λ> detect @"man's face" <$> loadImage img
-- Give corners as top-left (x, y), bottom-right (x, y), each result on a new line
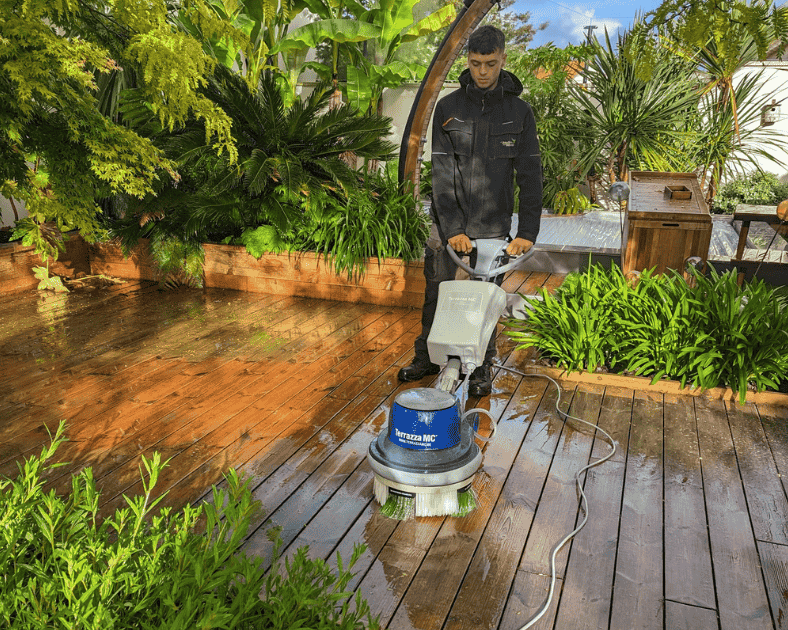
top-left (468, 49), bottom-right (506, 90)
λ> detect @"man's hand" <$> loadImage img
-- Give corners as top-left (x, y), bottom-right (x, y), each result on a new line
top-left (506, 238), bottom-right (533, 256)
top-left (448, 234), bottom-right (473, 254)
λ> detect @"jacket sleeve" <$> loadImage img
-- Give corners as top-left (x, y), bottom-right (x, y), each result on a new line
top-left (514, 103), bottom-right (542, 243)
top-left (430, 100), bottom-right (466, 241)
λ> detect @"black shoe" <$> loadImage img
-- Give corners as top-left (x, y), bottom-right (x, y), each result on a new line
top-left (469, 364), bottom-right (493, 397)
top-left (398, 359), bottom-right (440, 382)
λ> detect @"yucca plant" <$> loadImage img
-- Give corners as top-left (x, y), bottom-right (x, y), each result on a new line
top-left (688, 71), bottom-right (786, 204)
top-left (570, 29), bottom-right (702, 184)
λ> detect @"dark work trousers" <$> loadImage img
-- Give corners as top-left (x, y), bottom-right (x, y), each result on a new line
top-left (413, 237), bottom-right (506, 367)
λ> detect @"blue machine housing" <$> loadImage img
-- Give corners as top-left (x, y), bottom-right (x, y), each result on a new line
top-left (389, 389), bottom-right (461, 451)
top-left (367, 388), bottom-right (481, 486)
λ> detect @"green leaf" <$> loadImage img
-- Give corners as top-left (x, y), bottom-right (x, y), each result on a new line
top-left (401, 4), bottom-right (456, 43)
top-left (240, 225), bottom-right (289, 257)
top-left (346, 65), bottom-right (373, 112)
top-left (32, 267), bottom-right (69, 293)
top-left (368, 61), bottom-right (421, 87)
top-left (270, 20), bottom-right (381, 54)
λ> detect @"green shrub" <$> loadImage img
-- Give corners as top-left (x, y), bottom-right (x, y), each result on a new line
top-left (0, 423), bottom-right (379, 630)
top-left (236, 225), bottom-right (291, 257)
top-left (712, 170), bottom-right (788, 213)
top-left (298, 166), bottom-right (428, 278)
top-left (506, 263), bottom-right (618, 372)
top-left (690, 267), bottom-right (788, 399)
top-left (552, 187), bottom-right (595, 215)
top-left (111, 65), bottom-right (396, 249)
top-left (505, 264), bottom-right (788, 402)
top-left (234, 167), bottom-right (430, 279)
top-left (149, 237), bottom-right (206, 288)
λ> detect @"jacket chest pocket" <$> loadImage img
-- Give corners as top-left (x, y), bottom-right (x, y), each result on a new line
top-left (490, 120), bottom-right (522, 159)
top-left (442, 118), bottom-right (473, 156)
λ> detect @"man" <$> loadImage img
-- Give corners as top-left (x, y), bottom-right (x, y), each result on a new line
top-left (397, 25), bottom-right (543, 396)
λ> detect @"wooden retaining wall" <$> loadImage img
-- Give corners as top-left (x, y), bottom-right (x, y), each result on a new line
top-left (2, 236), bottom-right (425, 309)
top-left (88, 239), bottom-right (158, 282)
top-left (0, 233), bottom-right (91, 294)
top-left (202, 243), bottom-right (425, 308)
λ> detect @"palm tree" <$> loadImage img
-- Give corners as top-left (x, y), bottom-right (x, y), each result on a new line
top-left (667, 34), bottom-right (785, 203)
top-left (569, 30), bottom-right (702, 185)
top-left (628, 0), bottom-right (788, 204)
top-left (113, 65), bottom-right (396, 248)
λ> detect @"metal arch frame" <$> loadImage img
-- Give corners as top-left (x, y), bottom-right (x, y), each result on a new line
top-left (397, 0), bottom-right (498, 196)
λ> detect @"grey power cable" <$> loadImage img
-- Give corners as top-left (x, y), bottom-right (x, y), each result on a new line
top-left (464, 406), bottom-right (497, 443)
top-left (496, 366), bottom-right (618, 630)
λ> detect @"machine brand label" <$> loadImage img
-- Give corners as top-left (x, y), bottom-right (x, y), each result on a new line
top-left (447, 291), bottom-right (482, 312)
top-left (389, 403), bottom-right (460, 451)
top-left (393, 428), bottom-right (438, 444)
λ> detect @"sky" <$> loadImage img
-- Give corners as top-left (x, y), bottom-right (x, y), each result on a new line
top-left (513, 0), bottom-right (664, 48)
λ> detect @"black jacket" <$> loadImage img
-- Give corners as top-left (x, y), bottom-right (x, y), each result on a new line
top-left (430, 68), bottom-right (542, 243)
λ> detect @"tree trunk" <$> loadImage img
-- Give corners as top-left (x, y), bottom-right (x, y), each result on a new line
top-left (8, 197), bottom-right (19, 222)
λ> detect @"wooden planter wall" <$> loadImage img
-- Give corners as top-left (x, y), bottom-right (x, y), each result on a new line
top-left (89, 239), bottom-right (158, 282)
top-left (201, 243), bottom-right (424, 308)
top-left (0, 234), bottom-right (91, 294)
top-left (2, 235), bottom-right (425, 309)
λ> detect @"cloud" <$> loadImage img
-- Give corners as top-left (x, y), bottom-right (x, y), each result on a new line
top-left (512, 1), bottom-right (624, 48)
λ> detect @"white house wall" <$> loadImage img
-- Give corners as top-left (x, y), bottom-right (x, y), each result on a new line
top-left (736, 63), bottom-right (788, 181)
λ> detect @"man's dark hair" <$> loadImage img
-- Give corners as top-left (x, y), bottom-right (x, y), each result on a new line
top-left (468, 25), bottom-right (505, 55)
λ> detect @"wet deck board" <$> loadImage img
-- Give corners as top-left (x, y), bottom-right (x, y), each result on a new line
top-left (696, 397), bottom-right (773, 630)
top-left (663, 394), bottom-right (715, 610)
top-left (610, 390), bottom-right (665, 630)
top-left (551, 386), bottom-right (632, 630)
top-left (2, 272), bottom-right (788, 629)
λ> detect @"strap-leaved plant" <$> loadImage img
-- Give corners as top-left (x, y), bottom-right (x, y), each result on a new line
top-left (505, 264), bottom-right (788, 402)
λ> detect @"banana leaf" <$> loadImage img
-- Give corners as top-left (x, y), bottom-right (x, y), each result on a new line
top-left (270, 20), bottom-right (381, 54)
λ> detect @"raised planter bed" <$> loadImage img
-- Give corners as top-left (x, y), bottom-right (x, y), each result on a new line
top-left (201, 243), bottom-right (425, 308)
top-left (88, 239), bottom-right (426, 308)
top-left (88, 239), bottom-right (157, 282)
top-left (530, 364), bottom-right (788, 406)
top-left (0, 233), bottom-right (91, 294)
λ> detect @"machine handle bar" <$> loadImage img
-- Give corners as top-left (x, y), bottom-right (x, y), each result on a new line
top-left (446, 239), bottom-right (535, 280)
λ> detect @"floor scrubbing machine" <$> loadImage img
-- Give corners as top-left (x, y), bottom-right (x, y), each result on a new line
top-left (367, 239), bottom-right (534, 519)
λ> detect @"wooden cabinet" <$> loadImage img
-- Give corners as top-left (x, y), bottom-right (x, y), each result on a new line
top-left (622, 171), bottom-right (711, 275)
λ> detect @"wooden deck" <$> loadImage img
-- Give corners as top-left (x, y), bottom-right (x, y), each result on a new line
top-left (2, 270), bottom-right (788, 630)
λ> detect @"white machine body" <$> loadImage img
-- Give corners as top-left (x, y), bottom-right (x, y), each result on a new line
top-left (427, 279), bottom-right (507, 374)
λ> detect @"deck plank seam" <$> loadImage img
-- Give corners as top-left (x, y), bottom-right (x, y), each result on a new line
top-left (724, 401), bottom-right (782, 630)
top-left (496, 383), bottom-right (579, 629)
top-left (437, 376), bottom-right (553, 630)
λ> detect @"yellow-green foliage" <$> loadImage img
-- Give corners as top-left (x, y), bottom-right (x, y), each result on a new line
top-left (0, 0), bottom-right (247, 249)
top-left (628, 0), bottom-right (788, 81)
